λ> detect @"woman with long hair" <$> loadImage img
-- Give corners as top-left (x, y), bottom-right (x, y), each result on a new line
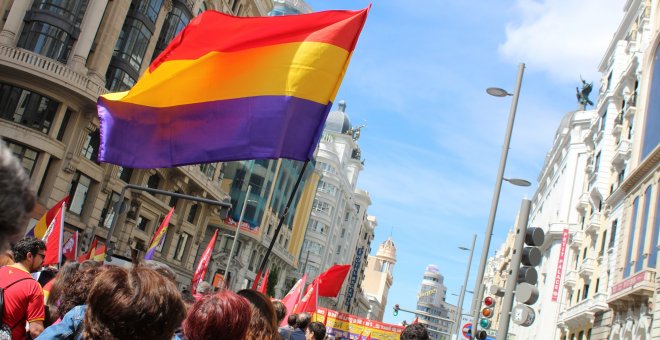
top-left (236, 289), bottom-right (280, 340)
top-left (183, 289), bottom-right (252, 340)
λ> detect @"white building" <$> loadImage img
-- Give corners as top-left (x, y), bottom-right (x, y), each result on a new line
top-left (363, 237), bottom-right (397, 321)
top-left (415, 265), bottom-right (456, 340)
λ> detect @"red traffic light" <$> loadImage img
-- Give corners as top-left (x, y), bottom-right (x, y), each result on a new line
top-left (484, 296), bottom-right (495, 307)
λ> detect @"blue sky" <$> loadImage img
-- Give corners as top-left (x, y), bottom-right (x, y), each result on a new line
top-left (306, 0), bottom-right (624, 325)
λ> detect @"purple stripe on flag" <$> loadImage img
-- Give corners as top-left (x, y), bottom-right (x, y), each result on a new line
top-left (144, 248), bottom-right (156, 260)
top-left (97, 96), bottom-right (332, 168)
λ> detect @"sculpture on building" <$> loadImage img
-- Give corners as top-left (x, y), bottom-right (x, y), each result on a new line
top-left (576, 78), bottom-right (594, 108)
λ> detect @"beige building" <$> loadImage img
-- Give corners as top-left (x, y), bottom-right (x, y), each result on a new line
top-left (363, 237), bottom-right (397, 321)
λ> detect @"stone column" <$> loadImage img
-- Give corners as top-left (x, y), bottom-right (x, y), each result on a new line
top-left (85, 0), bottom-right (131, 85)
top-left (0, 0), bottom-right (33, 46)
top-left (68, 0), bottom-right (109, 73)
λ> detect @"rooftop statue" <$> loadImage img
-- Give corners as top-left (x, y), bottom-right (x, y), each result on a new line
top-left (576, 78), bottom-right (594, 108)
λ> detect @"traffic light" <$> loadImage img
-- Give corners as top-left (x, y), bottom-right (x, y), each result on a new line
top-left (516, 227), bottom-right (545, 306)
top-left (480, 296), bottom-right (495, 329)
top-left (393, 304), bottom-right (400, 316)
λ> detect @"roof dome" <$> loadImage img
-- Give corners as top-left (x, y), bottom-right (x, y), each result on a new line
top-left (376, 237), bottom-right (397, 260)
top-left (325, 100), bottom-right (351, 133)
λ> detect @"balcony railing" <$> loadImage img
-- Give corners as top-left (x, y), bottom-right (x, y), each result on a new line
top-left (587, 292), bottom-right (609, 314)
top-left (585, 212), bottom-right (602, 235)
top-left (612, 139), bottom-right (632, 167)
top-left (576, 192), bottom-right (590, 211)
top-left (563, 269), bottom-right (577, 288)
top-left (579, 256), bottom-right (595, 277)
top-left (609, 269), bottom-right (656, 303)
top-left (570, 230), bottom-right (584, 249)
top-left (560, 298), bottom-right (595, 327)
top-left (0, 45), bottom-right (107, 101)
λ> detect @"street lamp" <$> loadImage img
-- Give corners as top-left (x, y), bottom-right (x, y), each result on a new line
top-left (469, 63), bottom-right (528, 339)
top-left (453, 234), bottom-right (476, 339)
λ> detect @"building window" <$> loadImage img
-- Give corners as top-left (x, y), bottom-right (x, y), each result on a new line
top-left (199, 163), bottom-right (216, 179)
top-left (594, 151), bottom-right (601, 173)
top-left (5, 140), bottom-right (39, 177)
top-left (152, 5), bottom-right (191, 60)
top-left (249, 174), bottom-right (264, 194)
top-left (146, 173), bottom-right (160, 189)
top-left (136, 215), bottom-right (150, 231)
top-left (187, 204), bottom-right (198, 223)
top-left (248, 250), bottom-right (257, 271)
top-left (135, 0), bottom-right (164, 23)
top-left (624, 197), bottom-right (640, 277)
top-left (609, 220), bottom-right (618, 248)
top-left (635, 185), bottom-right (653, 272)
top-left (105, 66), bottom-right (136, 92)
top-left (173, 232), bottom-right (190, 261)
top-left (81, 129), bottom-right (100, 162)
top-left (99, 191), bottom-right (120, 228)
top-left (17, 22), bottom-right (73, 63)
top-left (0, 83), bottom-right (59, 134)
top-left (648, 187), bottom-right (660, 268)
top-left (68, 171), bottom-right (92, 215)
top-left (642, 47), bottom-right (660, 158)
top-left (117, 166), bottom-right (133, 183)
top-left (113, 18), bottom-right (152, 71)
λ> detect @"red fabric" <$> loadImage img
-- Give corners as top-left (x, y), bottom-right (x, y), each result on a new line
top-left (62, 232), bottom-right (77, 262)
top-left (257, 269), bottom-right (269, 295)
top-left (279, 274), bottom-right (307, 327)
top-left (0, 266), bottom-right (45, 339)
top-left (294, 280), bottom-right (318, 314)
top-left (412, 316), bottom-right (419, 324)
top-left (191, 229), bottom-right (218, 294)
top-left (316, 264), bottom-right (351, 297)
top-left (42, 206), bottom-right (64, 266)
top-left (77, 238), bottom-right (97, 262)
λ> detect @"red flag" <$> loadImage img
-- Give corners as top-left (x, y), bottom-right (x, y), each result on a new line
top-left (192, 229), bottom-right (219, 294)
top-left (62, 232), bottom-right (78, 262)
top-left (412, 316), bottom-right (419, 324)
top-left (42, 206), bottom-right (64, 266)
top-left (295, 279), bottom-right (318, 314)
top-left (280, 274), bottom-right (307, 326)
top-left (317, 264), bottom-right (351, 297)
top-left (27, 195), bottom-right (69, 239)
top-left (92, 243), bottom-right (106, 262)
top-left (365, 333), bottom-right (371, 340)
top-left (257, 268), bottom-right (270, 294)
top-left (78, 238), bottom-right (97, 262)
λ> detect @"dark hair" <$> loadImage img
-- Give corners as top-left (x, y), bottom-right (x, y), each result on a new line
top-left (272, 300), bottom-right (287, 323)
top-left (287, 313), bottom-right (298, 327)
top-left (307, 321), bottom-right (326, 340)
top-left (400, 324), bottom-right (430, 340)
top-left (236, 289), bottom-right (279, 340)
top-left (12, 237), bottom-right (45, 262)
top-left (183, 290), bottom-right (252, 340)
top-left (181, 289), bottom-right (196, 305)
top-left (57, 264), bottom-right (103, 317)
top-left (0, 141), bottom-right (35, 253)
top-left (296, 312), bottom-right (312, 331)
top-left (46, 262), bottom-right (79, 326)
top-left (83, 266), bottom-right (186, 340)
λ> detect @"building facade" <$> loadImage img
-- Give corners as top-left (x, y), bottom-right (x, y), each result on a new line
top-left (415, 264), bottom-right (456, 340)
top-left (363, 237), bottom-right (397, 321)
top-left (269, 0), bottom-right (312, 16)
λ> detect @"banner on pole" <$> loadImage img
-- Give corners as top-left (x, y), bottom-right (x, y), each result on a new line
top-left (552, 228), bottom-right (569, 302)
top-left (312, 307), bottom-right (404, 340)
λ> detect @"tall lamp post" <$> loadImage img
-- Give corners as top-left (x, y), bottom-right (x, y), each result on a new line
top-left (452, 234), bottom-right (477, 339)
top-left (469, 63), bottom-right (530, 339)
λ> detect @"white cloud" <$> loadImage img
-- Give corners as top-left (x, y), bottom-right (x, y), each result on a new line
top-left (499, 0), bottom-right (625, 83)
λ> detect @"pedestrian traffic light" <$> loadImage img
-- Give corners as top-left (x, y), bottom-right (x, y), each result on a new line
top-left (516, 228), bottom-right (544, 306)
top-left (393, 304), bottom-right (400, 316)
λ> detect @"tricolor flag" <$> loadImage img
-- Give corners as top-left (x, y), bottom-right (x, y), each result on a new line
top-left (97, 8), bottom-right (369, 168)
top-left (279, 274), bottom-right (307, 327)
top-left (192, 229), bottom-right (219, 294)
top-left (27, 196), bottom-right (69, 239)
top-left (144, 207), bottom-right (174, 260)
top-left (91, 242), bottom-right (106, 262)
top-left (78, 238), bottom-right (97, 262)
top-left (41, 205), bottom-right (64, 266)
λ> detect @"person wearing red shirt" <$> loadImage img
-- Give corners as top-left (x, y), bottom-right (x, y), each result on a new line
top-left (0, 237), bottom-right (46, 339)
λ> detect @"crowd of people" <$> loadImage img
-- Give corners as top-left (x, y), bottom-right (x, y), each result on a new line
top-left (0, 139), bottom-right (433, 340)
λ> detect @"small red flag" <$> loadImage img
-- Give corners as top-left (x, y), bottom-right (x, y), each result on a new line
top-left (280, 274), bottom-right (307, 326)
top-left (413, 316), bottom-right (419, 324)
top-left (62, 231), bottom-right (78, 262)
top-left (42, 206), bottom-right (64, 266)
top-left (317, 264), bottom-right (351, 297)
top-left (295, 279), bottom-right (318, 314)
top-left (257, 268), bottom-right (270, 295)
top-left (191, 229), bottom-right (219, 294)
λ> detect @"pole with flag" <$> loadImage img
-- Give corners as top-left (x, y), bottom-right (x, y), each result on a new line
top-left (41, 204), bottom-right (65, 266)
top-left (280, 274), bottom-right (307, 326)
top-left (257, 268), bottom-right (270, 295)
top-left (61, 231), bottom-right (78, 262)
top-left (144, 207), bottom-right (174, 260)
top-left (295, 279), bottom-right (319, 314)
top-left (316, 264), bottom-right (351, 297)
top-left (27, 196), bottom-right (68, 239)
top-left (192, 229), bottom-right (219, 294)
top-left (78, 238), bottom-right (97, 262)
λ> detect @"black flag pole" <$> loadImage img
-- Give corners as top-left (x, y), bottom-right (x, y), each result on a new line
top-left (252, 159), bottom-right (310, 290)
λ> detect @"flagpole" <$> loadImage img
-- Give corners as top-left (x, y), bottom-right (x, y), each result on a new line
top-left (57, 203), bottom-right (66, 266)
top-left (226, 185), bottom-right (251, 289)
top-left (253, 159), bottom-right (310, 290)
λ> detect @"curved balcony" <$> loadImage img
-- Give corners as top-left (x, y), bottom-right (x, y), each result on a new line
top-left (576, 192), bottom-right (590, 211)
top-left (579, 256), bottom-right (596, 278)
top-left (570, 230), bottom-right (584, 249)
top-left (564, 269), bottom-right (577, 288)
top-left (559, 294), bottom-right (608, 329)
top-left (585, 212), bottom-right (602, 235)
top-left (608, 269), bottom-right (657, 303)
top-left (612, 139), bottom-right (631, 167)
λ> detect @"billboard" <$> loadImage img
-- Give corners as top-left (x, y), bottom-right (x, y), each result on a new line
top-left (313, 307), bottom-right (404, 340)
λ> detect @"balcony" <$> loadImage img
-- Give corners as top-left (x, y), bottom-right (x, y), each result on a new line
top-left (576, 192), bottom-right (590, 211)
top-left (570, 230), bottom-right (584, 249)
top-left (587, 292), bottom-right (609, 314)
top-left (564, 269), bottom-right (577, 288)
top-left (585, 212), bottom-right (602, 235)
top-left (579, 256), bottom-right (595, 278)
top-left (0, 45), bottom-right (106, 102)
top-left (559, 298), bottom-right (595, 329)
top-left (608, 269), bottom-right (657, 303)
top-left (612, 139), bottom-right (632, 167)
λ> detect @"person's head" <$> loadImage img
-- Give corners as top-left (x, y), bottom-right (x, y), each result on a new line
top-left (306, 321), bottom-right (326, 340)
top-left (288, 313), bottom-right (298, 327)
top-left (236, 289), bottom-right (279, 340)
top-left (183, 290), bottom-right (252, 340)
top-left (58, 264), bottom-right (104, 317)
top-left (400, 324), bottom-right (430, 340)
top-left (196, 281), bottom-right (212, 295)
top-left (181, 289), bottom-right (196, 310)
top-left (0, 141), bottom-right (36, 253)
top-left (296, 312), bottom-right (312, 331)
top-left (12, 237), bottom-right (46, 272)
top-left (144, 259), bottom-right (177, 283)
top-left (272, 299), bottom-right (287, 324)
top-left (79, 259), bottom-right (102, 271)
top-left (83, 265), bottom-right (186, 340)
